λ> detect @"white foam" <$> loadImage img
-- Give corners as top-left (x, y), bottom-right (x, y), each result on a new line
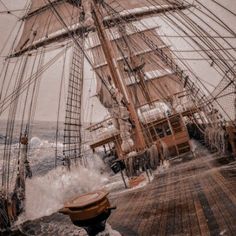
top-left (154, 160), bottom-right (170, 174)
top-left (30, 137), bottom-right (42, 148)
top-left (110, 173), bottom-right (154, 197)
top-left (21, 164), bottom-right (109, 221)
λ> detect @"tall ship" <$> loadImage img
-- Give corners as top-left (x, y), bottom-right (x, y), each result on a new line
top-left (0, 0), bottom-right (236, 235)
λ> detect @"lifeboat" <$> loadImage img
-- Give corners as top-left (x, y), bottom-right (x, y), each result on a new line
top-left (59, 190), bottom-right (116, 236)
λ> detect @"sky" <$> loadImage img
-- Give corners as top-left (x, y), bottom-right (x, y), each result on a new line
top-left (0, 0), bottom-right (235, 122)
top-left (0, 0), bottom-right (107, 123)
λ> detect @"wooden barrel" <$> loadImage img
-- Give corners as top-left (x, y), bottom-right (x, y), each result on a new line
top-left (59, 190), bottom-right (110, 221)
top-left (59, 190), bottom-right (115, 235)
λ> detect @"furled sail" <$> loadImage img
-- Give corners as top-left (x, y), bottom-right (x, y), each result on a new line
top-left (102, 0), bottom-right (175, 16)
top-left (96, 78), bottom-right (135, 153)
top-left (96, 79), bottom-right (114, 109)
top-left (106, 0), bottom-right (167, 10)
top-left (28, 0), bottom-right (172, 13)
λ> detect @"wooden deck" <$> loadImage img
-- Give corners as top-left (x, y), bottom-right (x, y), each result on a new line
top-left (108, 151), bottom-right (236, 236)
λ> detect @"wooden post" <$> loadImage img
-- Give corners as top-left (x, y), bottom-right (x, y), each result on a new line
top-left (121, 169), bottom-right (128, 189)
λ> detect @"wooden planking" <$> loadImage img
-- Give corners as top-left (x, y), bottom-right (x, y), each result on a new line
top-left (181, 178), bottom-right (191, 235)
top-left (108, 152), bottom-right (236, 236)
top-left (205, 175), bottom-right (235, 235)
top-left (173, 168), bottom-right (184, 235)
top-left (155, 172), bottom-right (172, 236)
top-left (149, 173), bottom-right (168, 234)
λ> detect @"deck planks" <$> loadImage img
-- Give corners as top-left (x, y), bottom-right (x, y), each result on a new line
top-left (108, 152), bottom-right (236, 236)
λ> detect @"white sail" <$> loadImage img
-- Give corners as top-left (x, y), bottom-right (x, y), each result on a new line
top-left (15, 1), bottom-right (82, 53)
top-left (89, 24), bottom-right (183, 107)
top-left (12, 0), bottom-right (187, 56)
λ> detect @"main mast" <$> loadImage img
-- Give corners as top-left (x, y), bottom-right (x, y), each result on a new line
top-left (91, 1), bottom-right (146, 152)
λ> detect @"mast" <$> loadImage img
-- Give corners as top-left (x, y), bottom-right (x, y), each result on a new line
top-left (92, 1), bottom-right (146, 151)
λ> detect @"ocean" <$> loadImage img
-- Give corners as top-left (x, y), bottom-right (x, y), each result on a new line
top-left (0, 120), bottom-right (122, 235)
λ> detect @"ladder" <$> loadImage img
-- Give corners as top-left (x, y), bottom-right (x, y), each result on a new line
top-left (63, 37), bottom-right (84, 166)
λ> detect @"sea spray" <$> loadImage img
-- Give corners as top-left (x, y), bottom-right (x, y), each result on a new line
top-left (189, 139), bottom-right (199, 157)
top-left (23, 164), bottom-right (109, 221)
top-left (86, 152), bottom-right (107, 172)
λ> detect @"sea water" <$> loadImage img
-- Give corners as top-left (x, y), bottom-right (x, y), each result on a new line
top-left (0, 121), bottom-right (124, 235)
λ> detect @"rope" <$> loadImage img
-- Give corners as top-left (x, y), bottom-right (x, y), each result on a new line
top-left (55, 43), bottom-right (69, 167)
top-left (0, 49), bottom-right (66, 114)
top-left (0, 0), bottom-right (20, 19)
top-left (105, 0), bottom-right (235, 123)
top-left (211, 0), bottom-right (236, 17)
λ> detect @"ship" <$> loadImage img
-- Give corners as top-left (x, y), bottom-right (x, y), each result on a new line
top-left (0, 0), bottom-right (236, 235)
